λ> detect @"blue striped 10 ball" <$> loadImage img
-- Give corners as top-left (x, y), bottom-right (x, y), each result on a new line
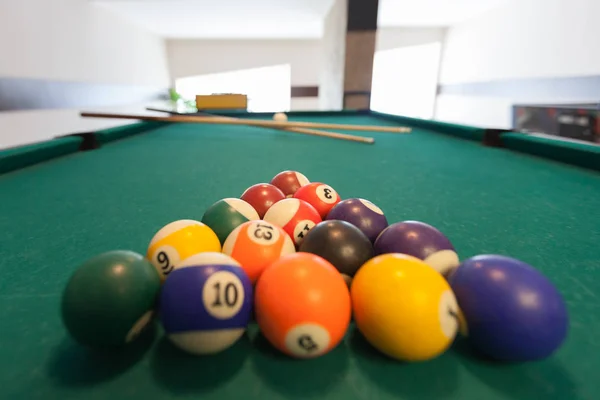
top-left (159, 252), bottom-right (253, 354)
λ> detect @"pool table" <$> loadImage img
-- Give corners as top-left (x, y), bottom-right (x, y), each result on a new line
top-left (1, 110), bottom-right (599, 400)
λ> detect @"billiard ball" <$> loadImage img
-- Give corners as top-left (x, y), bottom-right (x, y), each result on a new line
top-left (222, 220), bottom-right (295, 283)
top-left (159, 252), bottom-right (253, 355)
top-left (270, 170), bottom-right (310, 198)
top-left (146, 219), bottom-right (221, 282)
top-left (351, 253), bottom-right (460, 361)
top-left (273, 112), bottom-right (288, 122)
top-left (263, 198), bottom-right (322, 246)
top-left (240, 183), bottom-right (286, 218)
top-left (449, 255), bottom-right (569, 362)
top-left (299, 220), bottom-right (373, 285)
top-left (326, 198), bottom-right (388, 243)
top-left (201, 198), bottom-right (260, 245)
top-left (293, 182), bottom-right (341, 218)
top-left (255, 252), bottom-right (351, 358)
top-left (374, 221), bottom-right (459, 276)
top-left (61, 250), bottom-right (161, 348)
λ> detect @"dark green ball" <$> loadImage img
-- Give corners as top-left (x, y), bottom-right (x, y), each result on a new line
top-left (201, 198), bottom-right (260, 244)
top-left (61, 250), bottom-right (161, 348)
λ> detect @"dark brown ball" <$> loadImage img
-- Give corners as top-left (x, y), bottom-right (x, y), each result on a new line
top-left (299, 220), bottom-right (373, 282)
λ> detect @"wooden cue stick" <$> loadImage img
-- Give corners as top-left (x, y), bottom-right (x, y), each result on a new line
top-left (80, 111), bottom-right (410, 134)
top-left (278, 126), bottom-right (374, 144)
top-left (81, 111), bottom-right (374, 144)
top-left (195, 111), bottom-right (375, 145)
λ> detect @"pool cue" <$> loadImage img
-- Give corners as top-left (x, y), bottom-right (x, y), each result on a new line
top-left (80, 111), bottom-right (410, 134)
top-left (278, 126), bottom-right (374, 144)
top-left (144, 108), bottom-right (376, 145)
top-left (81, 111), bottom-right (375, 144)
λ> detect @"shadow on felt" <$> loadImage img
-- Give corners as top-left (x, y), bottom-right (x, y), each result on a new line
top-left (451, 336), bottom-right (580, 400)
top-left (46, 321), bottom-right (157, 387)
top-left (149, 331), bottom-right (251, 395)
top-left (348, 326), bottom-right (460, 398)
top-left (249, 331), bottom-right (350, 398)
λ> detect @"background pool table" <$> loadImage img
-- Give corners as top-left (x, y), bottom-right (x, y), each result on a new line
top-left (1, 110), bottom-right (599, 400)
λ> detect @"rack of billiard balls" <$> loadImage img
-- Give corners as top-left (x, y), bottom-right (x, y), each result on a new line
top-left (61, 170), bottom-right (569, 363)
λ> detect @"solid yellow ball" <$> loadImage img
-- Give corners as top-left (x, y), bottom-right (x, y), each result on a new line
top-left (351, 253), bottom-right (460, 362)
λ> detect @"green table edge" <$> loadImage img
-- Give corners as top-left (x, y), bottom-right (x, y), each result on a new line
top-left (95, 121), bottom-right (169, 144)
top-left (501, 132), bottom-right (600, 171)
top-left (0, 121), bottom-right (167, 175)
top-left (0, 136), bottom-right (82, 175)
top-left (2, 111), bottom-right (599, 174)
top-left (370, 110), bottom-right (487, 142)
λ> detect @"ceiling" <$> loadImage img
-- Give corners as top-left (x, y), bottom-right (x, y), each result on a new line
top-left (93, 0), bottom-right (510, 39)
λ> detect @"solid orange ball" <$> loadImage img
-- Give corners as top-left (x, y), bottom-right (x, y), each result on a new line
top-left (255, 252), bottom-right (351, 358)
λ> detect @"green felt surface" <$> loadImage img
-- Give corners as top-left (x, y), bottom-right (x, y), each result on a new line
top-left (1, 113), bottom-right (600, 400)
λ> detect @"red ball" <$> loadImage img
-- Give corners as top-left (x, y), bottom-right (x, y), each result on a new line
top-left (263, 198), bottom-right (322, 246)
top-left (240, 183), bottom-right (286, 218)
top-left (293, 182), bottom-right (341, 218)
top-left (270, 170), bottom-right (310, 198)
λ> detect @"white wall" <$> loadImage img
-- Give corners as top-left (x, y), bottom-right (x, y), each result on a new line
top-left (0, 0), bottom-right (170, 149)
top-left (370, 27), bottom-right (446, 118)
top-left (0, 1), bottom-right (169, 85)
top-left (436, 0), bottom-right (600, 128)
top-left (319, 0), bottom-right (347, 111)
top-left (167, 39), bottom-right (322, 111)
top-left (376, 27), bottom-right (446, 51)
top-left (435, 95), bottom-right (513, 128)
top-left (166, 28), bottom-right (448, 114)
top-left (291, 98), bottom-right (321, 111)
top-left (167, 39), bottom-right (321, 86)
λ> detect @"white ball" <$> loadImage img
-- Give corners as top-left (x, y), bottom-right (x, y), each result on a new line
top-left (273, 112), bottom-right (288, 122)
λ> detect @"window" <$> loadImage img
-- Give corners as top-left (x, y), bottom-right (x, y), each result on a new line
top-left (370, 42), bottom-right (442, 119)
top-left (175, 64), bottom-right (292, 112)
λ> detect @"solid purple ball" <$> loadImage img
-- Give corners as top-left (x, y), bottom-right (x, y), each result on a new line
top-left (449, 255), bottom-right (569, 362)
top-left (373, 221), bottom-right (458, 275)
top-left (325, 198), bottom-right (388, 243)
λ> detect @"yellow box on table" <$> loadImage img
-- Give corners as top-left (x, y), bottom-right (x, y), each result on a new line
top-left (195, 94), bottom-right (248, 110)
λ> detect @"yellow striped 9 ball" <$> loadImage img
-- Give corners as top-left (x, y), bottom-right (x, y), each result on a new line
top-left (146, 220), bottom-right (221, 282)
